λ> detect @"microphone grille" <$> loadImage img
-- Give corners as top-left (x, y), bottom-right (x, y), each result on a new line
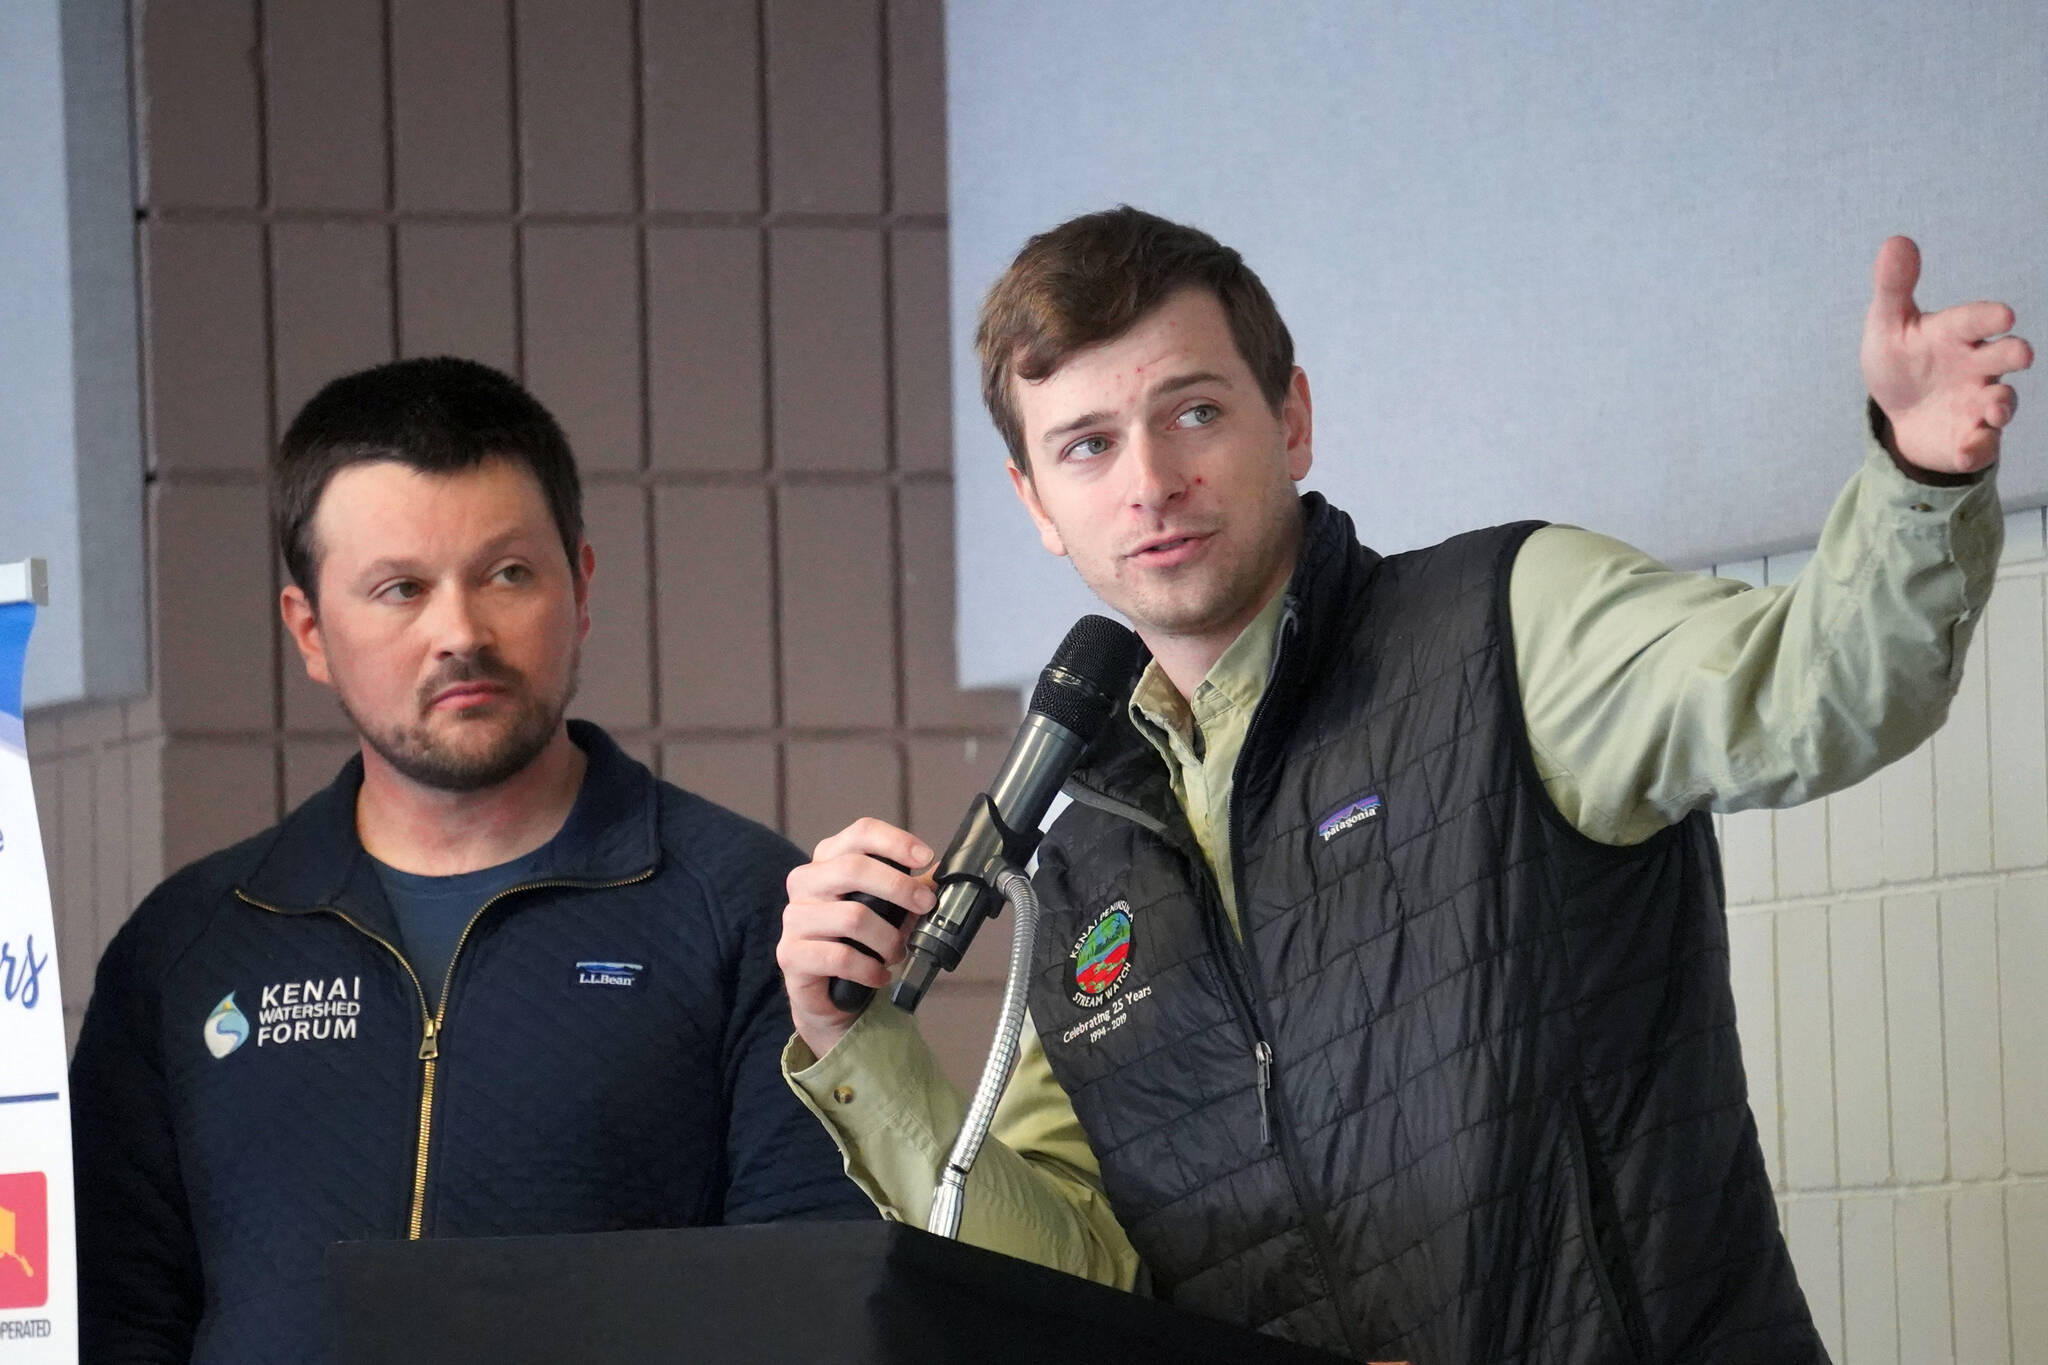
top-left (1027, 614), bottom-right (1144, 739)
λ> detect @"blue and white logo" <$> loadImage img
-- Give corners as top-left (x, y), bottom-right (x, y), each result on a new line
top-left (204, 993), bottom-right (250, 1058)
top-left (575, 961), bottom-right (643, 988)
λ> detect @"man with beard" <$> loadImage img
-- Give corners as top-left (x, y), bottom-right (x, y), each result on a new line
top-left (776, 210), bottom-right (2028, 1363)
top-left (69, 357), bottom-right (870, 1365)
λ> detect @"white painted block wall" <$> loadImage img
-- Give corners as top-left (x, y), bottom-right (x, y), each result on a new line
top-left (1716, 508), bottom-right (2048, 1363)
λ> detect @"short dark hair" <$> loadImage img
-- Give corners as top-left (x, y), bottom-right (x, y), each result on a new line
top-left (976, 206), bottom-right (1295, 473)
top-left (272, 357), bottom-right (583, 604)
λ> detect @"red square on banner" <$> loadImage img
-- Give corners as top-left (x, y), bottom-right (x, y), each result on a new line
top-left (0, 1171), bottom-right (49, 1310)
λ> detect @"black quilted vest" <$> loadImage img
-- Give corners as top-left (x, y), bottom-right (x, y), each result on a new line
top-left (1027, 496), bottom-right (1826, 1364)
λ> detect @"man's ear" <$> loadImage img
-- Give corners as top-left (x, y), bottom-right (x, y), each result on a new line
top-left (574, 540), bottom-right (596, 641)
top-left (279, 584), bottom-right (331, 688)
top-left (1007, 461), bottom-right (1068, 558)
top-left (1283, 367), bottom-right (1314, 481)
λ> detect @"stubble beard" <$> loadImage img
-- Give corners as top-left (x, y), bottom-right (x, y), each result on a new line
top-left (1094, 487), bottom-right (1304, 644)
top-left (346, 647), bottom-right (579, 794)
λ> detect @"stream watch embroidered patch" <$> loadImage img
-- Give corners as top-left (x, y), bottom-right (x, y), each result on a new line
top-left (1069, 901), bottom-right (1133, 1008)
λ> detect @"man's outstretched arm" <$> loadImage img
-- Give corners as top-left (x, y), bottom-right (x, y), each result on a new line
top-left (1515, 236), bottom-right (2029, 844)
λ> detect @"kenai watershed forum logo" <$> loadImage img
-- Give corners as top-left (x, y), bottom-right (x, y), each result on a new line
top-left (203, 977), bottom-right (367, 1056)
top-left (204, 994), bottom-right (249, 1058)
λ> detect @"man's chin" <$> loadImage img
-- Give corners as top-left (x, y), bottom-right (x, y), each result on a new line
top-left (388, 748), bottom-right (538, 793)
top-left (1107, 588), bottom-right (1244, 640)
top-left (374, 718), bottom-right (561, 793)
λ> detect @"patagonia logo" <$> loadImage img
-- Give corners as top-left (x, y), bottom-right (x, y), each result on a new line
top-left (1316, 793), bottom-right (1382, 843)
top-left (576, 961), bottom-right (643, 988)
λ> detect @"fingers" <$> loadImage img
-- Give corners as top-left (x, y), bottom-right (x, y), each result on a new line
top-left (786, 849), bottom-right (937, 916)
top-left (1954, 424), bottom-right (2001, 469)
top-left (777, 903), bottom-right (896, 1059)
top-left (1974, 333), bottom-right (2034, 378)
top-left (809, 816), bottom-right (934, 874)
top-left (778, 857), bottom-right (935, 1057)
top-left (1945, 385), bottom-right (2016, 468)
top-left (1985, 383), bottom-right (2018, 430)
top-left (1931, 300), bottom-right (2020, 348)
top-left (789, 891), bottom-right (922, 964)
top-left (1868, 235), bottom-right (1922, 326)
top-left (779, 816), bottom-right (942, 1055)
top-left (778, 899), bottom-right (905, 986)
top-left (1861, 237), bottom-right (2027, 473)
top-left (791, 817), bottom-right (937, 921)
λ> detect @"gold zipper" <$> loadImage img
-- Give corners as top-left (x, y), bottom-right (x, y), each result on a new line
top-left (407, 1017), bottom-right (440, 1236)
top-left (234, 867), bottom-right (653, 1239)
top-left (234, 889), bottom-right (439, 1235)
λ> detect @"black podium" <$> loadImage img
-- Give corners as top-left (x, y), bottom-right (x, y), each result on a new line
top-left (330, 1220), bottom-right (1350, 1364)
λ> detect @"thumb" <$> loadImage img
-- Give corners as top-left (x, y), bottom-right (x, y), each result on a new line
top-left (1868, 235), bottom-right (1922, 328)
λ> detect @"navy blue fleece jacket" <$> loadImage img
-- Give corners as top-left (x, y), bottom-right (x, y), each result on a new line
top-left (70, 721), bottom-right (870, 1363)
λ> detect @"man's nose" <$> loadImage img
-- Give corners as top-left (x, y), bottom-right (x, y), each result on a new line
top-left (1124, 431), bottom-right (1187, 510)
top-left (425, 584), bottom-right (491, 656)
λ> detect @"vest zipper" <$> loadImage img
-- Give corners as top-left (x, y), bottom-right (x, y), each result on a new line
top-left (1217, 601), bottom-right (1374, 1361)
top-left (234, 866), bottom-right (654, 1240)
top-left (1253, 1040), bottom-right (1274, 1146)
top-left (1183, 871), bottom-right (1276, 1151)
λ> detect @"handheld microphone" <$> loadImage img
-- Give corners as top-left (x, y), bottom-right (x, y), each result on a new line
top-left (890, 614), bottom-right (1142, 1013)
top-left (824, 861), bottom-right (910, 1014)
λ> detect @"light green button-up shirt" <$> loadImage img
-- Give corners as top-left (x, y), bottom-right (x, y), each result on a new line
top-left (1124, 584), bottom-right (1289, 937)
top-left (784, 422), bottom-right (2003, 1290)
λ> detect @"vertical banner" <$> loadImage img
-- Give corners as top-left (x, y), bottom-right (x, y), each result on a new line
top-left (0, 561), bottom-right (75, 1362)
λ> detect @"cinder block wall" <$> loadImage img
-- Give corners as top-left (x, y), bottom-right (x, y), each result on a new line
top-left (31, 0), bottom-right (1024, 1086)
top-left (1711, 514), bottom-right (2048, 1362)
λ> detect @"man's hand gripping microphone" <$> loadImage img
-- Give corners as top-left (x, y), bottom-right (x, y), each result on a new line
top-left (824, 614), bottom-right (1143, 1015)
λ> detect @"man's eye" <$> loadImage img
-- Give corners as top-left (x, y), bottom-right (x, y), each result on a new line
top-left (495, 563), bottom-right (533, 585)
top-left (1173, 404), bottom-right (1219, 429)
top-left (1064, 435), bottom-right (1111, 461)
top-left (380, 581), bottom-right (422, 602)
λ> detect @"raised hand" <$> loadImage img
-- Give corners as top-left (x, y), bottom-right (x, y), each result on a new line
top-left (1861, 235), bottom-right (2032, 477)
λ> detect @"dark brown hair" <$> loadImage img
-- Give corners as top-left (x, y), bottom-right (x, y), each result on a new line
top-left (272, 357), bottom-right (583, 605)
top-left (976, 206), bottom-right (1295, 473)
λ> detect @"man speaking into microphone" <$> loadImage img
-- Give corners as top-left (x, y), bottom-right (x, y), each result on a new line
top-left (776, 207), bottom-right (2029, 1363)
